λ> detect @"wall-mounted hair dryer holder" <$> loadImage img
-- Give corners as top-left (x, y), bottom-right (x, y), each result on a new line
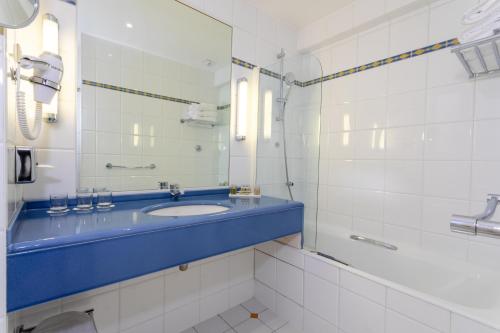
top-left (9, 44), bottom-right (64, 140)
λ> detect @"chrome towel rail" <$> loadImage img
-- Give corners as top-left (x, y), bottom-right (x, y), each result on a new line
top-left (350, 235), bottom-right (398, 251)
top-left (105, 163), bottom-right (156, 170)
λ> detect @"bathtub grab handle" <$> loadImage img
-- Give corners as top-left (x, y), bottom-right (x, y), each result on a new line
top-left (350, 235), bottom-right (398, 251)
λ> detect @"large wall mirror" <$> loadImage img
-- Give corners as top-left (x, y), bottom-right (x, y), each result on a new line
top-left (77, 0), bottom-right (232, 191)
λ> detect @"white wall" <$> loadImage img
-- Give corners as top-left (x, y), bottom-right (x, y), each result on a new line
top-left (6, 0), bottom-right (77, 201)
top-left (300, 0), bottom-right (500, 271)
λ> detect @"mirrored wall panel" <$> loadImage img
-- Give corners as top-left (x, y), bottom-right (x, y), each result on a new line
top-left (77, 0), bottom-right (232, 191)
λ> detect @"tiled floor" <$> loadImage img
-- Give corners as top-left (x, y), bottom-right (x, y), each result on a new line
top-left (180, 298), bottom-right (302, 333)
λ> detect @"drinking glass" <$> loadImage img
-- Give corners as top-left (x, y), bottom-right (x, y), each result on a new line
top-left (49, 193), bottom-right (69, 214)
top-left (94, 187), bottom-right (113, 209)
top-left (75, 188), bottom-right (93, 211)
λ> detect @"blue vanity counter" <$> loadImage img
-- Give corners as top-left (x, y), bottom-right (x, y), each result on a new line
top-left (7, 189), bottom-right (304, 311)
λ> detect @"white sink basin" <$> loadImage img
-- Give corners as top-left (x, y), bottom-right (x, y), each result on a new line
top-left (147, 204), bottom-right (230, 217)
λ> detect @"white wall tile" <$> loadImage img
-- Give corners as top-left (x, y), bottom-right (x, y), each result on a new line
top-left (275, 244), bottom-right (304, 269)
top-left (386, 309), bottom-right (440, 333)
top-left (165, 267), bottom-right (200, 312)
top-left (304, 255), bottom-right (339, 285)
top-left (164, 302), bottom-right (200, 333)
top-left (339, 288), bottom-right (385, 333)
top-left (423, 161), bottom-right (471, 200)
top-left (201, 257), bottom-right (230, 297)
top-left (276, 261), bottom-right (304, 305)
top-left (451, 314), bottom-right (498, 333)
top-left (304, 273), bottom-right (338, 325)
top-left (254, 281), bottom-right (277, 312)
top-left (275, 294), bottom-right (303, 331)
top-left (424, 122), bottom-right (472, 161)
top-left (386, 289), bottom-right (450, 332)
top-left (390, 9), bottom-right (429, 55)
top-left (119, 276), bottom-right (164, 330)
top-left (386, 90), bottom-right (426, 127)
top-left (200, 289), bottom-right (230, 322)
top-left (387, 57), bottom-right (427, 95)
top-left (229, 250), bottom-right (254, 286)
top-left (475, 77), bottom-right (500, 120)
top-left (357, 24), bottom-right (389, 66)
top-left (426, 82), bottom-right (474, 124)
top-left (255, 251), bottom-right (277, 288)
top-left (473, 119), bottom-right (500, 161)
top-left (303, 310), bottom-right (338, 333)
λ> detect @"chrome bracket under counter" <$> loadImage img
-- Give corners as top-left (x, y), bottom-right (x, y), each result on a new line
top-left (451, 194), bottom-right (500, 238)
top-left (7, 189), bottom-right (304, 312)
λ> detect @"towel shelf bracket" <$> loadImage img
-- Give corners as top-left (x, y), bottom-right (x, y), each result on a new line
top-left (451, 34), bottom-right (500, 78)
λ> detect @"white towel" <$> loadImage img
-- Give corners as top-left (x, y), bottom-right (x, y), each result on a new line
top-left (33, 311), bottom-right (98, 333)
top-left (459, 13), bottom-right (500, 43)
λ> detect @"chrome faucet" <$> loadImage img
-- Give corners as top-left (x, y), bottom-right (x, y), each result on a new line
top-left (169, 184), bottom-right (184, 201)
top-left (450, 194), bottom-right (500, 238)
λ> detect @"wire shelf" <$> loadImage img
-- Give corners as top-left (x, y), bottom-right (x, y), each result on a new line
top-left (451, 34), bottom-right (500, 78)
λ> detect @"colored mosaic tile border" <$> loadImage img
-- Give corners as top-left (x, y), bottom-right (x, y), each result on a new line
top-left (232, 57), bottom-right (304, 86)
top-left (232, 39), bottom-right (459, 87)
top-left (302, 38), bottom-right (460, 86)
top-left (82, 80), bottom-right (197, 105)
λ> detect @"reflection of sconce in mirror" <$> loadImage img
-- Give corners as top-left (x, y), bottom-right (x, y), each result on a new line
top-left (235, 78), bottom-right (248, 141)
top-left (42, 13), bottom-right (59, 123)
top-left (263, 90), bottom-right (272, 140)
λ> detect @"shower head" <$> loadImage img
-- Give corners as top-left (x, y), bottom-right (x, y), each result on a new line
top-left (284, 72), bottom-right (295, 86)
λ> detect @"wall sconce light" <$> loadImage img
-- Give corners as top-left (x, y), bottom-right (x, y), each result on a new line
top-left (235, 77), bottom-right (248, 141)
top-left (263, 90), bottom-right (272, 140)
top-left (42, 13), bottom-right (59, 123)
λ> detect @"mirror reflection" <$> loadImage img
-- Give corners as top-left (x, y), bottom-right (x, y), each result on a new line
top-left (77, 0), bottom-right (232, 191)
top-left (0, 0), bottom-right (38, 29)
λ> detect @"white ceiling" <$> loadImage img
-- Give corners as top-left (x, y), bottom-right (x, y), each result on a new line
top-left (249, 0), bottom-right (354, 28)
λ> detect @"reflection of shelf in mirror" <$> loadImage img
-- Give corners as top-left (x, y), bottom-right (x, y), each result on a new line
top-left (180, 118), bottom-right (216, 128)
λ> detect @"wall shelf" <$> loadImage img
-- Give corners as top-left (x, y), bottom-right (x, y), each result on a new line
top-left (452, 35), bottom-right (500, 78)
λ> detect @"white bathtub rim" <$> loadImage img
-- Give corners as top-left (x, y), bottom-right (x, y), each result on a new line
top-left (302, 249), bottom-right (500, 331)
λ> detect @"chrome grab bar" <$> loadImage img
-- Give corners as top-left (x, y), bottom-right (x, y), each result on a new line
top-left (350, 235), bottom-right (398, 251)
top-left (451, 194), bottom-right (500, 238)
top-left (105, 163), bottom-right (156, 170)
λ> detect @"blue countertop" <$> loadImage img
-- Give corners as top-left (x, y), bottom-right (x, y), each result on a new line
top-left (8, 189), bottom-right (304, 311)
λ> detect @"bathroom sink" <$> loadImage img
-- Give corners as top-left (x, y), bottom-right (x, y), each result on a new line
top-left (146, 204), bottom-right (230, 217)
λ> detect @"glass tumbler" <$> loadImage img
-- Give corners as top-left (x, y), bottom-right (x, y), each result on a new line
top-left (49, 193), bottom-right (69, 213)
top-left (75, 188), bottom-right (93, 211)
top-left (95, 188), bottom-right (113, 209)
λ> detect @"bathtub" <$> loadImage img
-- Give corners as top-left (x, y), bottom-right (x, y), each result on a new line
top-left (317, 228), bottom-right (500, 330)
